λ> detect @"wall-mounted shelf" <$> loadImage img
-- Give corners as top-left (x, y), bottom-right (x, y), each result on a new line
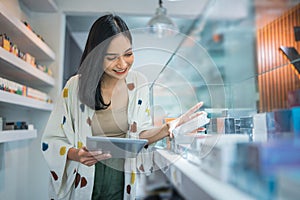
top-left (154, 149), bottom-right (254, 200)
top-left (0, 129), bottom-right (37, 143)
top-left (0, 90), bottom-right (53, 111)
top-left (19, 0), bottom-right (58, 13)
top-left (0, 48), bottom-right (55, 87)
top-left (0, 2), bottom-right (55, 61)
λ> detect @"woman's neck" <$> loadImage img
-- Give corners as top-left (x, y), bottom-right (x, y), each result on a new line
top-left (101, 73), bottom-right (127, 94)
top-left (100, 73), bottom-right (128, 110)
top-left (101, 74), bottom-right (120, 90)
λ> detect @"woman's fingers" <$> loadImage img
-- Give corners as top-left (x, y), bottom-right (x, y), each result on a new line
top-left (93, 153), bottom-right (111, 161)
top-left (178, 102), bottom-right (203, 125)
top-left (80, 153), bottom-right (111, 166)
top-left (183, 102), bottom-right (203, 118)
top-left (189, 111), bottom-right (205, 120)
top-left (78, 146), bottom-right (111, 166)
top-left (197, 127), bottom-right (206, 132)
top-left (167, 102), bottom-right (205, 136)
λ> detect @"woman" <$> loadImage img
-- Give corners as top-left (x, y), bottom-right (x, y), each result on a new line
top-left (41, 14), bottom-right (204, 200)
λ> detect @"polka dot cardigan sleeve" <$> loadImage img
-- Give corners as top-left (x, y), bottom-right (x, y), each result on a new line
top-left (41, 81), bottom-right (79, 199)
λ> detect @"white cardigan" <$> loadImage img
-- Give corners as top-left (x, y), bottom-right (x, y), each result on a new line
top-left (41, 70), bottom-right (154, 199)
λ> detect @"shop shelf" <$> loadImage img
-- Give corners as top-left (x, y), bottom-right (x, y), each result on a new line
top-left (154, 149), bottom-right (254, 200)
top-left (0, 2), bottom-right (55, 61)
top-left (0, 47), bottom-right (55, 87)
top-left (0, 129), bottom-right (37, 143)
top-left (0, 90), bottom-right (53, 111)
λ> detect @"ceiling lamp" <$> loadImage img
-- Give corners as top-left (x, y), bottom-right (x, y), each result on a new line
top-left (147, 0), bottom-right (178, 37)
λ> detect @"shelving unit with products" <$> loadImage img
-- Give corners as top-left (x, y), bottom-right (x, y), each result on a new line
top-left (0, 90), bottom-right (53, 111)
top-left (0, 1), bottom-right (55, 142)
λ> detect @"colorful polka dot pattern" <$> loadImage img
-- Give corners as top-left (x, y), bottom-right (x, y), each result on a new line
top-left (61, 116), bottom-right (66, 129)
top-left (130, 171), bottom-right (135, 185)
top-left (78, 141), bottom-right (83, 149)
top-left (75, 172), bottom-right (88, 189)
top-left (139, 164), bottom-right (145, 172)
top-left (86, 117), bottom-right (92, 126)
top-left (138, 99), bottom-right (142, 105)
top-left (44, 77), bottom-right (155, 194)
top-left (51, 171), bottom-right (58, 181)
top-left (130, 122), bottom-right (137, 133)
top-left (44, 87), bottom-right (97, 192)
top-left (60, 146), bottom-right (66, 156)
top-left (127, 83), bottom-right (135, 91)
top-left (62, 116), bottom-right (66, 125)
top-left (150, 166), bottom-right (154, 173)
top-left (126, 184), bottom-right (131, 194)
top-left (63, 88), bottom-right (68, 98)
top-left (75, 173), bottom-right (80, 188)
top-left (80, 177), bottom-right (87, 188)
top-left (80, 104), bottom-right (85, 112)
top-left (145, 108), bottom-right (150, 116)
top-left (42, 142), bottom-right (48, 151)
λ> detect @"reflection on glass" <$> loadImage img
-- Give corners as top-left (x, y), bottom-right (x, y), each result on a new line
top-left (131, 0), bottom-right (300, 119)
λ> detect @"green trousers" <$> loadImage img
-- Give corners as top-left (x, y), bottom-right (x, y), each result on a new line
top-left (92, 158), bottom-right (125, 200)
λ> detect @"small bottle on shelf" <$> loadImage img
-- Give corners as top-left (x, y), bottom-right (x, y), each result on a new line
top-left (0, 33), bottom-right (11, 51)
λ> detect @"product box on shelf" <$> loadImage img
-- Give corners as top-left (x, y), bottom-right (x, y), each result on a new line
top-left (0, 34), bottom-right (10, 51)
top-left (4, 121), bottom-right (28, 130)
top-left (0, 76), bottom-right (52, 102)
top-left (240, 116), bottom-right (253, 128)
top-left (232, 140), bottom-right (300, 200)
top-left (198, 134), bottom-right (249, 182)
top-left (239, 116), bottom-right (254, 141)
top-left (170, 113), bottom-right (210, 154)
top-left (253, 113), bottom-right (268, 142)
top-left (0, 33), bottom-right (53, 76)
top-left (253, 111), bottom-right (292, 142)
top-left (216, 117), bottom-right (235, 134)
top-left (0, 77), bottom-right (24, 95)
top-left (292, 107), bottom-right (300, 137)
top-left (267, 109), bottom-right (293, 140)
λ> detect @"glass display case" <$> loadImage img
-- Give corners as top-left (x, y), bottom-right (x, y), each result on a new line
top-left (132, 0), bottom-right (258, 126)
top-left (131, 1), bottom-right (300, 199)
top-left (131, 0), bottom-right (299, 132)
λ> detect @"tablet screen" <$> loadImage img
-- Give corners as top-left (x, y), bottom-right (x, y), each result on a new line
top-left (86, 136), bottom-right (148, 158)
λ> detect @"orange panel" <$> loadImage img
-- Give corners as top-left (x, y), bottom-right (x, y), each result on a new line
top-left (256, 3), bottom-right (300, 112)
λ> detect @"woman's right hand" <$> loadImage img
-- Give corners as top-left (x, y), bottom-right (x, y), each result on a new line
top-left (68, 146), bottom-right (111, 167)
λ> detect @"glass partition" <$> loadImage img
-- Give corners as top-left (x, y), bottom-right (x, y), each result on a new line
top-left (131, 0), bottom-right (300, 137)
top-left (132, 0), bottom-right (257, 124)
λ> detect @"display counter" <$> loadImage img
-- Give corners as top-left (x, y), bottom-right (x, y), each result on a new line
top-left (153, 149), bottom-right (254, 200)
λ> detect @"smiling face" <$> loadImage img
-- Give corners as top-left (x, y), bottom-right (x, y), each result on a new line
top-left (103, 34), bottom-right (134, 81)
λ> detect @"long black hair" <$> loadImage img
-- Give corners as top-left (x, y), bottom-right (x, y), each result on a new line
top-left (77, 14), bottom-right (132, 110)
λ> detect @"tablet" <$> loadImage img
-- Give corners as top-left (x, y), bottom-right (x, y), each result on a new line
top-left (86, 136), bottom-right (148, 158)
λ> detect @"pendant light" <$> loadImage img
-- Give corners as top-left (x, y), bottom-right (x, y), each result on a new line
top-left (147, 0), bottom-right (178, 37)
